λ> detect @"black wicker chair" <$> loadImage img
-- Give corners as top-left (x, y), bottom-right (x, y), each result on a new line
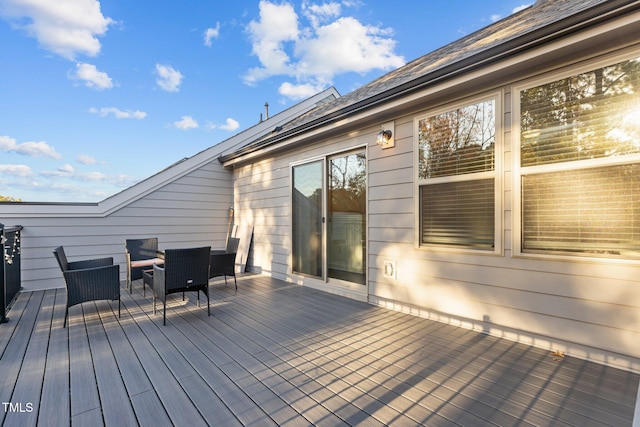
top-left (125, 238), bottom-right (163, 295)
top-left (53, 246), bottom-right (121, 328)
top-left (209, 237), bottom-right (239, 289)
top-left (152, 246), bottom-right (211, 325)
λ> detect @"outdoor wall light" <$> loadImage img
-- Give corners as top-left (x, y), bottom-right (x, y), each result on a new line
top-left (376, 122), bottom-right (395, 149)
top-left (376, 130), bottom-right (392, 145)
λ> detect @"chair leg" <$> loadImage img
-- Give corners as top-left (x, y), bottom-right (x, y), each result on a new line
top-left (233, 275), bottom-right (237, 290)
top-left (118, 297), bottom-right (121, 318)
top-left (163, 301), bottom-right (166, 326)
top-left (64, 307), bottom-right (69, 328)
top-left (207, 291), bottom-right (210, 317)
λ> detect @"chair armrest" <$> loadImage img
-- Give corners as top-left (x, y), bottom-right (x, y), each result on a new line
top-left (152, 264), bottom-right (165, 299)
top-left (68, 257), bottom-right (114, 270)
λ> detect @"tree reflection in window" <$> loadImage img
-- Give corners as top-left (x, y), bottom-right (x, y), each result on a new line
top-left (521, 57), bottom-right (640, 166)
top-left (418, 99), bottom-right (495, 179)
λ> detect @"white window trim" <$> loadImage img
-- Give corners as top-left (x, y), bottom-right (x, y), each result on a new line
top-left (512, 49), bottom-right (640, 263)
top-left (413, 91), bottom-right (503, 255)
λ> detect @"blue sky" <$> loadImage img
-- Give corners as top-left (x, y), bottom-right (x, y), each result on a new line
top-left (0, 0), bottom-right (532, 202)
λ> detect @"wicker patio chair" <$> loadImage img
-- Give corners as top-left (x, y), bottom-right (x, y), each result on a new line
top-left (152, 246), bottom-right (211, 325)
top-left (125, 238), bottom-right (163, 295)
top-left (53, 246), bottom-right (121, 328)
top-left (209, 237), bottom-right (239, 289)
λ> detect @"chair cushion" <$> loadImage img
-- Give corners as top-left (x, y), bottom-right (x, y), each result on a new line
top-left (130, 258), bottom-right (164, 268)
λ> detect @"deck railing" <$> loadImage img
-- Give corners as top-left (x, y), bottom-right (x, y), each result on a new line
top-left (1, 224), bottom-right (23, 323)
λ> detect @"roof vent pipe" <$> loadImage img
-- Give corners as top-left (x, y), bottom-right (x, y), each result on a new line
top-left (264, 102), bottom-right (269, 119)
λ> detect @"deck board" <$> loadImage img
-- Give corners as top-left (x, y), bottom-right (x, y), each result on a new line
top-left (83, 301), bottom-right (139, 427)
top-left (38, 290), bottom-right (70, 427)
top-left (68, 303), bottom-right (101, 420)
top-left (2, 290), bottom-right (53, 427)
top-left (0, 274), bottom-right (637, 426)
top-left (0, 292), bottom-right (42, 426)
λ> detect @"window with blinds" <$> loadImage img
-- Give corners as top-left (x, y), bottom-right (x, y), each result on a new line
top-left (417, 96), bottom-right (497, 250)
top-left (522, 165), bottom-right (640, 256)
top-left (421, 179), bottom-right (495, 249)
top-left (520, 56), bottom-right (640, 258)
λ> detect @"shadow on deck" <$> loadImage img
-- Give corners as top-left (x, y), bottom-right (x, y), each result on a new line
top-left (0, 274), bottom-right (638, 426)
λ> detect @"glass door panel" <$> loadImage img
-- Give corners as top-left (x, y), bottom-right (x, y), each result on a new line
top-left (328, 152), bottom-right (366, 285)
top-left (292, 161), bottom-right (323, 278)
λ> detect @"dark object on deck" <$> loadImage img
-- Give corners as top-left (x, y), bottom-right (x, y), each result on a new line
top-left (153, 246), bottom-right (211, 325)
top-left (1, 224), bottom-right (23, 323)
top-left (210, 237), bottom-right (239, 290)
top-left (53, 245), bottom-right (120, 327)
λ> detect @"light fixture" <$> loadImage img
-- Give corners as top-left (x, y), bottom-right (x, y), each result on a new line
top-left (376, 130), bottom-right (392, 145)
top-left (376, 123), bottom-right (395, 149)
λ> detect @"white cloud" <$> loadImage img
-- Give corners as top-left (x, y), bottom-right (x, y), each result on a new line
top-left (492, 4), bottom-right (533, 22)
top-left (0, 164), bottom-right (33, 177)
top-left (279, 81), bottom-right (324, 100)
top-left (39, 168), bottom-right (138, 186)
top-left (296, 17), bottom-right (404, 78)
top-left (301, 1), bottom-right (341, 28)
top-left (513, 4), bottom-right (533, 13)
top-left (243, 0), bottom-right (405, 98)
top-left (89, 107), bottom-right (147, 119)
top-left (58, 164), bottom-right (74, 174)
top-left (244, 1), bottom-right (299, 85)
top-left (72, 62), bottom-right (113, 90)
top-left (172, 116), bottom-right (199, 130)
top-left (0, 135), bottom-right (62, 159)
top-left (76, 154), bottom-right (101, 164)
top-left (208, 118), bottom-right (240, 132)
top-left (204, 22), bottom-right (220, 47)
top-left (219, 118), bottom-right (240, 131)
top-left (0, 0), bottom-right (113, 60)
top-left (155, 64), bottom-right (184, 92)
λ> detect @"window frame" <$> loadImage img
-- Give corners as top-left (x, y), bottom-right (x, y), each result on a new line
top-left (513, 49), bottom-right (640, 262)
top-left (414, 91), bottom-right (503, 254)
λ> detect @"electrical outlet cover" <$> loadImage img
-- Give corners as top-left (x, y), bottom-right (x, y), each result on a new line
top-left (383, 259), bottom-right (397, 279)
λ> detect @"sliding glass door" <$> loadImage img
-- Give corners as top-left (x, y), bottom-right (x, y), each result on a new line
top-left (292, 150), bottom-right (366, 285)
top-left (327, 152), bottom-right (366, 284)
top-left (292, 160), bottom-right (323, 278)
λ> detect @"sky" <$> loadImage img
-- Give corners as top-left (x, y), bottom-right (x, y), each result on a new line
top-left (0, 0), bottom-right (532, 203)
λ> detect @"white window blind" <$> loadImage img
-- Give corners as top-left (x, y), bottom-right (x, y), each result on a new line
top-left (520, 56), bottom-right (640, 258)
top-left (522, 164), bottom-right (640, 257)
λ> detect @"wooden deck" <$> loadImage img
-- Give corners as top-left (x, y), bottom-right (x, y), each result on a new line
top-left (0, 274), bottom-right (638, 426)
